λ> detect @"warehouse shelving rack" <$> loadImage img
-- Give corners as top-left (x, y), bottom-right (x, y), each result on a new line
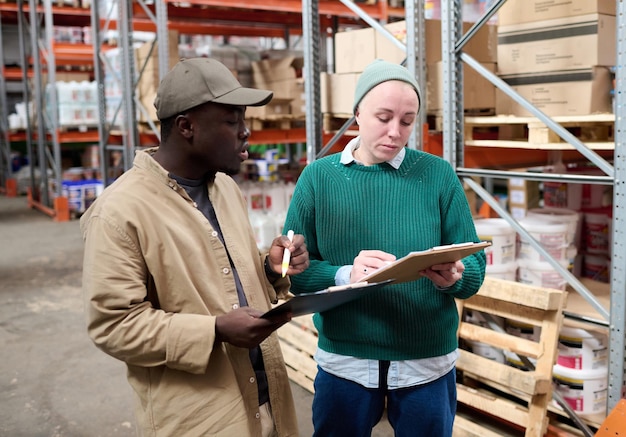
top-left (89, 0), bottom-right (407, 187)
top-left (2, 0), bottom-right (624, 430)
top-left (0, 0), bottom-right (98, 220)
top-left (441, 0), bottom-right (625, 418)
top-left (300, 0), bottom-right (626, 431)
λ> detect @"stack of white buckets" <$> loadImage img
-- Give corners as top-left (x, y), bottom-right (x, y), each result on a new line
top-left (553, 326), bottom-right (609, 417)
top-left (473, 207), bottom-right (580, 291)
top-left (473, 210), bottom-right (609, 417)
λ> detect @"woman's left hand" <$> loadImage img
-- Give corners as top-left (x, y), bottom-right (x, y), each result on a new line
top-left (421, 260), bottom-right (464, 289)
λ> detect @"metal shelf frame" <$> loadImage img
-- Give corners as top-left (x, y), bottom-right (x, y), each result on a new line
top-left (439, 0), bottom-right (626, 412)
top-left (4, 0), bottom-right (619, 419)
top-left (301, 0), bottom-right (625, 423)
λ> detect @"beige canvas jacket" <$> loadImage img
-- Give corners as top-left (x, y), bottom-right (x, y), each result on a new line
top-left (80, 149), bottom-right (298, 436)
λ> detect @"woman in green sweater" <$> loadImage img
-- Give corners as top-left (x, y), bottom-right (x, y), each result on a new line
top-left (283, 59), bottom-right (486, 436)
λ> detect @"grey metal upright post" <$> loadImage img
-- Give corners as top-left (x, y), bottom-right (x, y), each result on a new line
top-left (440, 0), bottom-right (463, 168)
top-left (118, 0), bottom-right (139, 170)
top-left (155, 0), bottom-right (170, 85)
top-left (302, 0), bottom-right (322, 164)
top-left (90, 0), bottom-right (108, 185)
top-left (42, 0), bottom-right (61, 198)
top-left (609, 0), bottom-right (626, 412)
top-left (404, 0), bottom-right (426, 150)
top-left (0, 15), bottom-right (11, 188)
top-left (17, 0), bottom-right (34, 193)
top-left (28, 0), bottom-right (48, 205)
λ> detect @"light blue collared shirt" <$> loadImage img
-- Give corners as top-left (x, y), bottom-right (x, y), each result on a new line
top-left (319, 138), bottom-right (457, 389)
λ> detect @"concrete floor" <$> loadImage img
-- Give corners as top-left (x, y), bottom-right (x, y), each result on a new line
top-left (0, 195), bottom-right (393, 436)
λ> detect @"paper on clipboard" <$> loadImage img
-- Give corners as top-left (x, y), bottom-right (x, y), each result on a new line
top-left (359, 241), bottom-right (491, 285)
top-left (261, 279), bottom-right (394, 319)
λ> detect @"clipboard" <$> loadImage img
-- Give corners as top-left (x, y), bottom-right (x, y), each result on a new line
top-left (360, 241), bottom-right (491, 285)
top-left (261, 279), bottom-right (394, 319)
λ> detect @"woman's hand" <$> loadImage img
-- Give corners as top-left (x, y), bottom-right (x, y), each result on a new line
top-left (350, 250), bottom-right (397, 283)
top-left (421, 260), bottom-right (465, 289)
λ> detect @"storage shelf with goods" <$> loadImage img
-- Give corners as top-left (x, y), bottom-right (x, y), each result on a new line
top-left (296, 0), bottom-right (625, 435)
top-left (89, 0), bottom-right (386, 195)
top-left (444, 0), bottom-right (624, 432)
top-left (0, 0), bottom-right (113, 221)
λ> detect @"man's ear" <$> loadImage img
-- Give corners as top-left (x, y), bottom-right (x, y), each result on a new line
top-left (175, 113), bottom-right (193, 138)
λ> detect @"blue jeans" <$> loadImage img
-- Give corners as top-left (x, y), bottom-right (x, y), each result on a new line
top-left (312, 365), bottom-right (457, 437)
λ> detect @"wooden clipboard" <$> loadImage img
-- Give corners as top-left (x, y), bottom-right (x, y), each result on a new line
top-left (261, 279), bottom-right (394, 319)
top-left (359, 241), bottom-right (491, 285)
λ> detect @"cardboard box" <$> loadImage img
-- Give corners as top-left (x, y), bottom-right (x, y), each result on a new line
top-left (320, 72), bottom-right (360, 115)
top-left (334, 27), bottom-right (378, 74)
top-left (498, 0), bottom-right (615, 26)
top-left (135, 30), bottom-right (180, 86)
top-left (290, 79), bottom-right (306, 117)
top-left (427, 62), bottom-right (495, 112)
top-left (251, 56), bottom-right (304, 103)
top-left (251, 56), bottom-right (302, 84)
top-left (508, 176), bottom-right (541, 219)
top-left (495, 66), bottom-right (613, 117)
top-left (374, 20), bottom-right (498, 66)
top-left (135, 31), bottom-right (180, 121)
top-left (246, 98), bottom-right (292, 119)
top-left (497, 14), bottom-right (616, 75)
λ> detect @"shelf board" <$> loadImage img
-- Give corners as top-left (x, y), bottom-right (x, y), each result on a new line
top-left (7, 128), bottom-right (100, 144)
top-left (465, 140), bottom-right (615, 151)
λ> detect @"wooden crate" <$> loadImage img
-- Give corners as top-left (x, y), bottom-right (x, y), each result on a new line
top-left (277, 314), bottom-right (317, 394)
top-left (454, 277), bottom-right (568, 437)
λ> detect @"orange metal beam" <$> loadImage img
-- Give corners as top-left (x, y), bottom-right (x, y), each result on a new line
top-left (2, 67), bottom-right (33, 81)
top-left (163, 0), bottom-right (405, 20)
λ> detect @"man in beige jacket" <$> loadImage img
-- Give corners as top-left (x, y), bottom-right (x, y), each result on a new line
top-left (80, 57), bottom-right (309, 436)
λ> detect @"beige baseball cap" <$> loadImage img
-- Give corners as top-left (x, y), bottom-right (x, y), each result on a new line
top-left (154, 57), bottom-right (273, 120)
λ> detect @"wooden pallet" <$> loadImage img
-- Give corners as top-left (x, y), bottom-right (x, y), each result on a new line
top-left (454, 276), bottom-right (568, 437)
top-left (275, 277), bottom-right (570, 436)
top-left (249, 116), bottom-right (305, 132)
top-left (276, 313), bottom-right (317, 394)
top-left (322, 113), bottom-right (357, 134)
top-left (463, 114), bottom-right (615, 151)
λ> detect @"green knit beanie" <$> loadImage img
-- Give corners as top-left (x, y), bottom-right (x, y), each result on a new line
top-left (353, 59), bottom-right (422, 115)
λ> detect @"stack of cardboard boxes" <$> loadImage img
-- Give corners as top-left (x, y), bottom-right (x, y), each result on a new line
top-left (135, 31), bottom-right (180, 123)
top-left (495, 0), bottom-right (616, 117)
top-left (323, 19), bottom-right (498, 116)
top-left (248, 53), bottom-right (305, 120)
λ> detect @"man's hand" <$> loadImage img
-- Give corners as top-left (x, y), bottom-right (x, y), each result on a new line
top-left (266, 233), bottom-right (309, 277)
top-left (215, 307), bottom-right (291, 348)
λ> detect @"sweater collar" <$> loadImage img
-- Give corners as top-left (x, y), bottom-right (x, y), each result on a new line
top-left (339, 136), bottom-right (405, 169)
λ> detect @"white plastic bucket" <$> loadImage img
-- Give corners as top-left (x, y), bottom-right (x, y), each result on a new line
top-left (552, 364), bottom-right (608, 416)
top-left (518, 217), bottom-right (570, 263)
top-left (582, 254), bottom-right (610, 283)
top-left (583, 211), bottom-right (610, 255)
top-left (517, 259), bottom-right (568, 291)
top-left (485, 261), bottom-right (517, 281)
top-left (557, 326), bottom-right (608, 371)
top-left (473, 218), bottom-right (516, 265)
top-left (467, 340), bottom-right (505, 363)
top-left (505, 319), bottom-right (540, 342)
top-left (527, 207), bottom-right (581, 247)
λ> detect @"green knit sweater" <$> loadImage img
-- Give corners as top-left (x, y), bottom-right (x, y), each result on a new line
top-left (283, 148), bottom-right (486, 360)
